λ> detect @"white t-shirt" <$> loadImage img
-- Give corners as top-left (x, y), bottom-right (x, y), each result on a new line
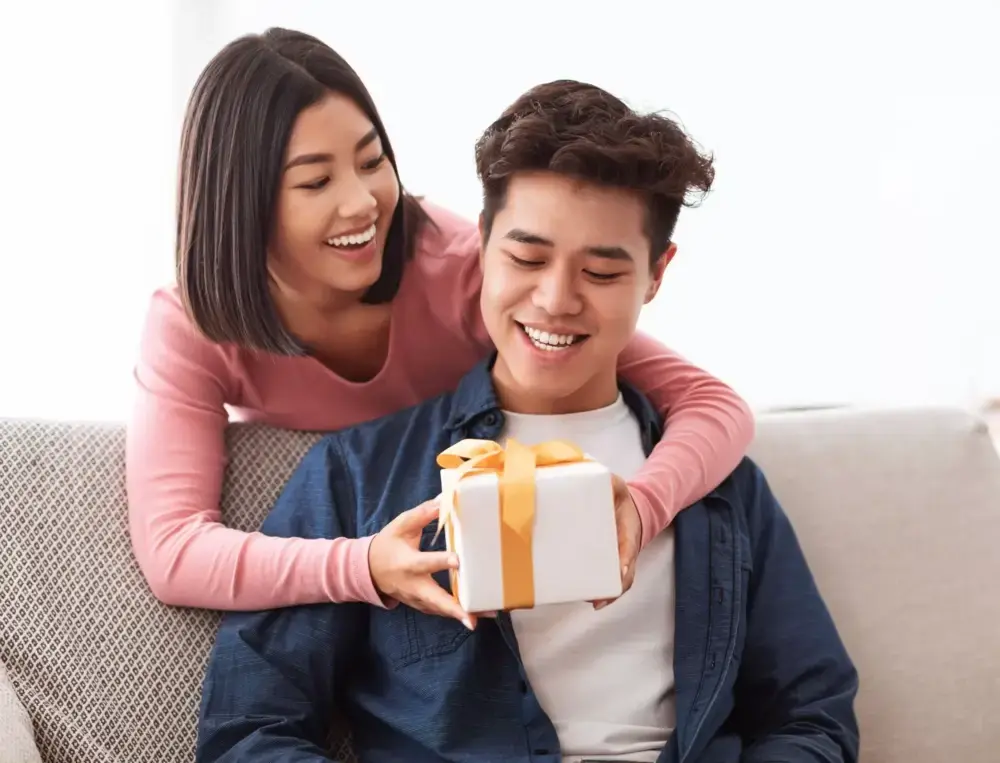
top-left (503, 395), bottom-right (677, 763)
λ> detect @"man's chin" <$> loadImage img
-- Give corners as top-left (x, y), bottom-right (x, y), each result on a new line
top-left (496, 365), bottom-right (588, 414)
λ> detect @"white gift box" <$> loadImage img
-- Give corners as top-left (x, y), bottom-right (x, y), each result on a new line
top-left (439, 458), bottom-right (622, 613)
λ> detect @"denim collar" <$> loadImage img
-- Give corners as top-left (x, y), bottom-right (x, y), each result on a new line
top-left (446, 354), bottom-right (663, 455)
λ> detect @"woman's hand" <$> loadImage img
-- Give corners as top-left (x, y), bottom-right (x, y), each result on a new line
top-left (592, 474), bottom-right (642, 610)
top-left (368, 498), bottom-right (477, 629)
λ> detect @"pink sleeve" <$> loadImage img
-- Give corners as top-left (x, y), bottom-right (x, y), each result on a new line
top-left (417, 213), bottom-right (494, 349)
top-left (125, 290), bottom-right (384, 610)
top-left (616, 332), bottom-right (755, 548)
top-left (446, 239), bottom-right (755, 549)
top-left (417, 204), bottom-right (755, 549)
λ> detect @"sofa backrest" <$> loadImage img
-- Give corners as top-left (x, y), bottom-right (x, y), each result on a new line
top-left (1, 408), bottom-right (998, 762)
top-left (0, 421), bottom-right (330, 762)
top-left (749, 407), bottom-right (1000, 762)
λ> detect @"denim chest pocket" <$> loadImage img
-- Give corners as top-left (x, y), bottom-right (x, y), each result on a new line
top-left (368, 525), bottom-right (473, 669)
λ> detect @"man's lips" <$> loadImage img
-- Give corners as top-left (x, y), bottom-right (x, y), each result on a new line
top-left (516, 322), bottom-right (590, 352)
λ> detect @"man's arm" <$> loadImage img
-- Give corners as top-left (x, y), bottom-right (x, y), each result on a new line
top-left (196, 438), bottom-right (364, 763)
top-left (731, 461), bottom-right (860, 763)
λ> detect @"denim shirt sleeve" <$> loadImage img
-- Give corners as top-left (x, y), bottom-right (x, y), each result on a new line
top-left (195, 438), bottom-right (365, 763)
top-left (732, 463), bottom-right (861, 763)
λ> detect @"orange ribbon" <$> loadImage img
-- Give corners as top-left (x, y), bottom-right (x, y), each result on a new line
top-left (436, 438), bottom-right (588, 610)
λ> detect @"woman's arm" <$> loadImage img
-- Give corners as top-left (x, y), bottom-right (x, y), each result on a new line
top-left (616, 333), bottom-right (755, 548)
top-left (126, 289), bottom-right (382, 610)
top-left (426, 212), bottom-right (756, 551)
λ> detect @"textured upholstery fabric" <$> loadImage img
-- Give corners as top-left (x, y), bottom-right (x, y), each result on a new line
top-left (0, 421), bottom-right (343, 762)
top-left (1, 408), bottom-right (999, 762)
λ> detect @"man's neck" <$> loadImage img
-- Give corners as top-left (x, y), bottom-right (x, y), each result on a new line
top-left (490, 365), bottom-right (620, 416)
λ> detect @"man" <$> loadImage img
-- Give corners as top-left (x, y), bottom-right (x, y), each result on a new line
top-left (196, 80), bottom-right (859, 763)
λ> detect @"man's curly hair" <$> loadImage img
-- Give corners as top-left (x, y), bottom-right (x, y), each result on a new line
top-left (475, 80), bottom-right (715, 263)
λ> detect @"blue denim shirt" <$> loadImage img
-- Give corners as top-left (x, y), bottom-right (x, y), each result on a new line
top-left (196, 358), bottom-right (859, 763)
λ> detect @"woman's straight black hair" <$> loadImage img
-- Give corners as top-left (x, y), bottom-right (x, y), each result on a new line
top-left (176, 27), bottom-right (429, 353)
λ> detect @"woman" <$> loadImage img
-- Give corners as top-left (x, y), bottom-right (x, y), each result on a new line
top-left (126, 28), bottom-right (754, 621)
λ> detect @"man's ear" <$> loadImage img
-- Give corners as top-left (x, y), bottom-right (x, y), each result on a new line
top-left (478, 213), bottom-right (486, 266)
top-left (645, 242), bottom-right (677, 303)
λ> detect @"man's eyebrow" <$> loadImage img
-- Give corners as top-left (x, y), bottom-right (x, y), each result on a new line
top-left (503, 228), bottom-right (554, 246)
top-left (586, 245), bottom-right (633, 262)
top-left (503, 228), bottom-right (633, 262)
top-left (283, 129), bottom-right (380, 171)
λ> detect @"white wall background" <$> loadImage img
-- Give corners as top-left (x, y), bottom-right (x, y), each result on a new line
top-left (0, 1), bottom-right (177, 420)
top-left (1, 0), bottom-right (998, 420)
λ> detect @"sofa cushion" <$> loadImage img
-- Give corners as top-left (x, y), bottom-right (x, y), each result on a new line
top-left (0, 420), bottom-right (330, 762)
top-left (1, 408), bottom-right (998, 762)
top-left (747, 407), bottom-right (1000, 763)
top-left (0, 658), bottom-right (43, 763)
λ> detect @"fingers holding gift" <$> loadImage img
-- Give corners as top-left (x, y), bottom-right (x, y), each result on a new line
top-left (369, 540), bottom-right (473, 628)
top-left (369, 499), bottom-right (467, 620)
top-left (410, 579), bottom-right (477, 630)
top-left (593, 475), bottom-right (642, 610)
top-left (395, 496), bottom-right (442, 534)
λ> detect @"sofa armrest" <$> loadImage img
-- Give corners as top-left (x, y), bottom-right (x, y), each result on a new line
top-left (0, 660), bottom-right (43, 763)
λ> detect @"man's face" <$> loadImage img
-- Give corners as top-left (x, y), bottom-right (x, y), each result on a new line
top-left (480, 172), bottom-right (672, 414)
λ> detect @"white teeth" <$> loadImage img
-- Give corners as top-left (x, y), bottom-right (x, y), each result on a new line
top-left (522, 325), bottom-right (580, 352)
top-left (326, 223), bottom-right (376, 248)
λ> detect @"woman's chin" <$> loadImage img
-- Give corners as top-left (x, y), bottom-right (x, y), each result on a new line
top-left (321, 258), bottom-right (383, 296)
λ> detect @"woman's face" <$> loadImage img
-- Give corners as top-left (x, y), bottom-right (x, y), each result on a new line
top-left (269, 91), bottom-right (400, 302)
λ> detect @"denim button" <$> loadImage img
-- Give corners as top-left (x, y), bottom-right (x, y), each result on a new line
top-left (483, 412), bottom-right (499, 426)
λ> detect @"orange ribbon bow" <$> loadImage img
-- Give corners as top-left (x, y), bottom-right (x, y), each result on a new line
top-left (435, 438), bottom-right (588, 610)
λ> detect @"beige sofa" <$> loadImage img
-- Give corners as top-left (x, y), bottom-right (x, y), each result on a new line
top-left (1, 407), bottom-right (998, 762)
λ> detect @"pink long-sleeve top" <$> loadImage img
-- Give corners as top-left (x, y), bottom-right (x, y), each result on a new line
top-left (126, 202), bottom-right (754, 610)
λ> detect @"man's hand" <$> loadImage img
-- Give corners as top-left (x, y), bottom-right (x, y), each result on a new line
top-left (368, 498), bottom-right (477, 630)
top-left (592, 474), bottom-right (642, 611)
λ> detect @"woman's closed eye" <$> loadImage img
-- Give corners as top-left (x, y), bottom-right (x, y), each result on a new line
top-left (298, 176), bottom-right (330, 191)
top-left (361, 152), bottom-right (387, 171)
top-left (295, 154), bottom-right (384, 190)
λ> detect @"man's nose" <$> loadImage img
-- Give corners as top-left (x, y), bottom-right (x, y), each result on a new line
top-left (532, 268), bottom-right (583, 316)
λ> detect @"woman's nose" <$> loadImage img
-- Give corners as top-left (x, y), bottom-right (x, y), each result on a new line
top-left (337, 174), bottom-right (378, 219)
